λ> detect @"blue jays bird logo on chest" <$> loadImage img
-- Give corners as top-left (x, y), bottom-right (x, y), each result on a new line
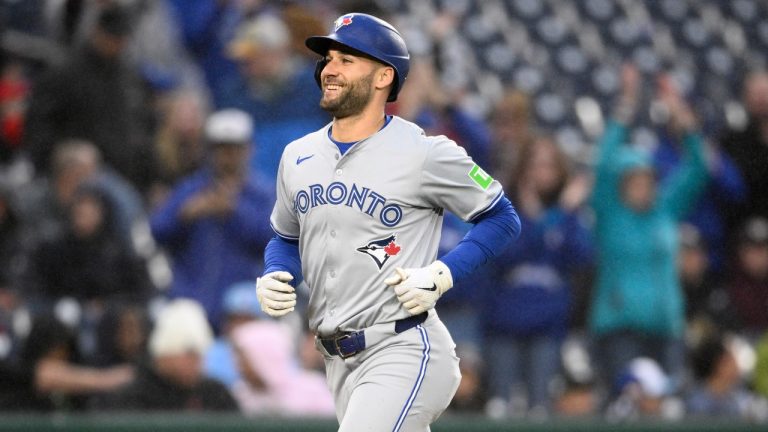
top-left (357, 234), bottom-right (401, 271)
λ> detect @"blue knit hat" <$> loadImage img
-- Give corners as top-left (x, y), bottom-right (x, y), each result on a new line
top-left (222, 281), bottom-right (266, 318)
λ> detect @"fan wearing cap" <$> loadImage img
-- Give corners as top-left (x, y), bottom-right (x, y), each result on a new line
top-left (203, 281), bottom-right (270, 389)
top-left (150, 109), bottom-right (274, 332)
top-left (605, 357), bottom-right (677, 421)
top-left (101, 299), bottom-right (237, 411)
top-left (218, 13), bottom-right (329, 180)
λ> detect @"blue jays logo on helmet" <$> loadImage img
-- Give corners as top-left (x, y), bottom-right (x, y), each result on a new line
top-left (334, 14), bottom-right (354, 31)
top-left (357, 234), bottom-right (401, 271)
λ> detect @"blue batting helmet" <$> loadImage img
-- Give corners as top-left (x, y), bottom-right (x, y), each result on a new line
top-left (305, 13), bottom-right (410, 102)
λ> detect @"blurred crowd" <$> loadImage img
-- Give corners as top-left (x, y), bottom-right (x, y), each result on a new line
top-left (0, 0), bottom-right (768, 425)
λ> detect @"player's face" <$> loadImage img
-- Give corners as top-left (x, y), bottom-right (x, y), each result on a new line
top-left (319, 50), bottom-right (379, 118)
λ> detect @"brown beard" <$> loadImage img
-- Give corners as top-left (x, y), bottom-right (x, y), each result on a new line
top-left (320, 70), bottom-right (375, 118)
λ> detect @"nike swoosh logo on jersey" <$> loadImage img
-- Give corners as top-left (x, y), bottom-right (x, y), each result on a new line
top-left (418, 284), bottom-right (438, 292)
top-left (296, 154), bottom-right (315, 165)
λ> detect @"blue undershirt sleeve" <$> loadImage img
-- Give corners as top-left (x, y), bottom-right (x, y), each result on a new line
top-left (263, 235), bottom-right (303, 285)
top-left (439, 195), bottom-right (520, 282)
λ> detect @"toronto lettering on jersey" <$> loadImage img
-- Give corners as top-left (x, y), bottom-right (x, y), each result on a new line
top-left (293, 182), bottom-right (403, 227)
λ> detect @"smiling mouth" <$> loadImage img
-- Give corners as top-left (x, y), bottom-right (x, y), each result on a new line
top-left (324, 83), bottom-right (342, 94)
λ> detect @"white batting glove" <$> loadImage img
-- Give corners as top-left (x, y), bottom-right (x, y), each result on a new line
top-left (384, 261), bottom-right (453, 315)
top-left (256, 271), bottom-right (296, 317)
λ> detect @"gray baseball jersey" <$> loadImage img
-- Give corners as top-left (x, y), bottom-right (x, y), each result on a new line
top-left (270, 116), bottom-right (502, 336)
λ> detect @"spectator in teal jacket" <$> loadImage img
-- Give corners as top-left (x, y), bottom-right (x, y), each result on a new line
top-left (589, 65), bottom-right (709, 391)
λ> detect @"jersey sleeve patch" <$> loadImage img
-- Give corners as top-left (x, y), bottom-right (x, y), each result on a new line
top-left (468, 164), bottom-right (493, 190)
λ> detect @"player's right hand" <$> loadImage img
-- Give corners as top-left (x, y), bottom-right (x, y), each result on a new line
top-left (256, 271), bottom-right (296, 317)
top-left (384, 261), bottom-right (453, 315)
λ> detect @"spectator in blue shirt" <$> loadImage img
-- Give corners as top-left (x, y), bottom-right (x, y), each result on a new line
top-left (150, 109), bottom-right (274, 331)
top-left (165, 0), bottom-right (246, 106)
top-left (482, 135), bottom-right (594, 418)
top-left (653, 120), bottom-right (746, 275)
top-left (217, 13), bottom-right (328, 179)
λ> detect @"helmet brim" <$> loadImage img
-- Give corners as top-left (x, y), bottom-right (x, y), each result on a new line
top-left (306, 36), bottom-right (382, 64)
top-left (305, 35), bottom-right (333, 56)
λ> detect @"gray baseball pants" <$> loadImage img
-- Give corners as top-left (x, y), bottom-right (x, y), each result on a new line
top-left (321, 313), bottom-right (461, 432)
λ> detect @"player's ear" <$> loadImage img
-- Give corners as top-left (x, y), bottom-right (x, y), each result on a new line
top-left (374, 66), bottom-right (395, 92)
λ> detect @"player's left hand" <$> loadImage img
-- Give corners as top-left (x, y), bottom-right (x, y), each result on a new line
top-left (384, 261), bottom-right (453, 315)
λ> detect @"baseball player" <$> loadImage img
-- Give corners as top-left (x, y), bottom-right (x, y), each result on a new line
top-left (256, 13), bottom-right (520, 431)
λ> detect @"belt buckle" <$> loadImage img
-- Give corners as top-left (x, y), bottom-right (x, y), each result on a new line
top-left (333, 334), bottom-right (355, 359)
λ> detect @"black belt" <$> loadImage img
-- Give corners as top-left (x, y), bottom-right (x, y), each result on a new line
top-left (320, 312), bottom-right (428, 358)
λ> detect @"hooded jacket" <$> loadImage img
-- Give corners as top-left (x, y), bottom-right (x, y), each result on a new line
top-left (589, 120), bottom-right (708, 338)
